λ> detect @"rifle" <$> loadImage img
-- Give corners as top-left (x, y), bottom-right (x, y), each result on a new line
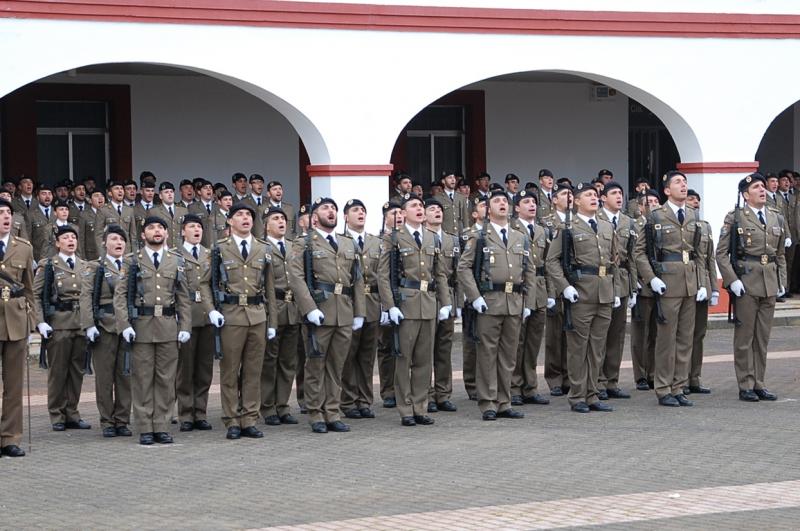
top-left (303, 232), bottom-right (324, 357)
top-left (388, 211), bottom-right (403, 357)
top-left (466, 197), bottom-right (490, 343)
top-left (39, 259), bottom-right (56, 369)
top-left (83, 261), bottom-right (105, 375)
top-left (644, 221), bottom-right (667, 324)
top-left (560, 199), bottom-right (576, 331)
top-left (626, 218), bottom-right (642, 321)
top-left (123, 256), bottom-right (141, 376)
top-left (727, 193), bottom-right (743, 325)
top-left (210, 244), bottom-right (225, 360)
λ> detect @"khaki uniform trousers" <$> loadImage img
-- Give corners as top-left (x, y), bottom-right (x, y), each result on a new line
top-left (544, 301), bottom-right (569, 390)
top-left (176, 325), bottom-right (214, 423)
top-left (690, 301), bottom-right (709, 387)
top-left (304, 324), bottom-right (352, 424)
top-left (630, 296), bottom-right (657, 384)
top-left (476, 313), bottom-right (522, 413)
top-left (733, 294), bottom-right (776, 391)
top-left (566, 303), bottom-right (612, 406)
top-left (131, 341), bottom-right (178, 433)
top-left (377, 325), bottom-right (396, 400)
top-left (394, 318), bottom-right (435, 418)
top-left (47, 329), bottom-right (86, 424)
top-left (599, 296), bottom-right (628, 391)
top-left (511, 308), bottom-right (545, 397)
top-left (219, 323), bottom-right (265, 429)
top-left (261, 323), bottom-right (300, 418)
top-left (296, 325), bottom-right (306, 406)
top-left (429, 316), bottom-right (455, 403)
top-left (94, 329), bottom-right (131, 429)
top-left (341, 320), bottom-right (378, 411)
top-left (654, 296), bottom-right (695, 398)
top-left (0, 339), bottom-right (26, 446)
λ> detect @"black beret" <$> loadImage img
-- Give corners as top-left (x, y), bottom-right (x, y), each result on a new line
top-left (159, 182), bottom-right (175, 192)
top-left (53, 199), bottom-right (70, 209)
top-left (192, 177), bottom-right (205, 187)
top-left (488, 183), bottom-right (504, 192)
top-left (739, 173), bottom-right (767, 194)
top-left (228, 202), bottom-right (256, 219)
top-left (456, 178), bottom-right (469, 188)
top-left (0, 198), bottom-right (14, 214)
top-left (475, 172), bottom-right (491, 181)
top-left (505, 173), bottom-right (519, 183)
top-left (213, 182), bottom-right (228, 191)
top-left (17, 175), bottom-right (34, 183)
top-left (90, 187), bottom-right (106, 196)
top-left (488, 189), bottom-right (507, 200)
top-left (139, 171), bottom-right (155, 182)
top-left (538, 169), bottom-right (553, 179)
top-left (179, 179), bottom-right (193, 188)
top-left (635, 177), bottom-right (650, 185)
top-left (181, 214), bottom-right (203, 227)
top-left (661, 170), bottom-right (686, 188)
top-left (37, 183), bottom-right (54, 193)
top-left (107, 181), bottom-right (124, 190)
top-left (687, 189), bottom-right (701, 200)
top-left (344, 198), bottom-right (366, 214)
top-left (573, 182), bottom-right (598, 197)
top-left (231, 173), bottom-right (247, 183)
top-left (140, 179), bottom-right (156, 189)
top-left (104, 224), bottom-right (128, 242)
top-left (556, 177), bottom-right (573, 187)
top-left (249, 173), bottom-right (264, 183)
top-left (382, 201), bottom-right (401, 215)
top-left (439, 170), bottom-right (456, 182)
top-left (218, 190), bottom-right (233, 200)
top-left (399, 193), bottom-right (423, 208)
top-left (424, 197), bottom-right (443, 210)
top-left (514, 189), bottom-right (537, 205)
top-left (123, 180), bottom-right (136, 187)
top-left (264, 206), bottom-right (286, 220)
top-left (266, 180), bottom-right (283, 191)
top-left (601, 181), bottom-right (624, 196)
top-left (54, 224), bottom-right (78, 239)
top-left (311, 197), bottom-right (338, 213)
top-left (524, 182), bottom-right (539, 191)
top-left (598, 169), bottom-right (613, 178)
top-left (55, 179), bottom-right (72, 189)
top-left (142, 216), bottom-right (168, 230)
top-left (553, 182), bottom-right (573, 194)
top-left (393, 172), bottom-right (411, 183)
top-left (644, 189), bottom-right (661, 200)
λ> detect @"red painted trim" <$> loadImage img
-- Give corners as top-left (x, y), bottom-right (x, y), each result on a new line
top-left (677, 162), bottom-right (760, 174)
top-left (3, 1), bottom-right (800, 39)
top-left (306, 164), bottom-right (394, 177)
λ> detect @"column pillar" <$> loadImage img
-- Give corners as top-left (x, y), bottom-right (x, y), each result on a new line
top-left (307, 164), bottom-right (394, 235)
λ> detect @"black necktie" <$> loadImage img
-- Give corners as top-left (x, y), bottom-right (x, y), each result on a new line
top-left (257, 197), bottom-right (262, 206)
top-left (612, 215), bottom-right (617, 230)
top-left (278, 241), bottom-right (286, 258)
top-left (500, 228), bottom-right (508, 246)
top-left (0, 241), bottom-right (4, 262)
top-left (168, 206), bottom-right (174, 218)
top-left (589, 219), bottom-right (598, 234)
top-left (117, 205), bottom-right (122, 216)
top-left (527, 223), bottom-right (534, 240)
top-left (327, 235), bottom-right (338, 252)
top-left (152, 252), bottom-right (159, 269)
top-left (784, 193), bottom-right (789, 202)
top-left (413, 230), bottom-right (422, 249)
top-left (758, 211), bottom-right (766, 226)
top-left (66, 257), bottom-right (74, 269)
top-left (115, 259), bottom-right (122, 270)
top-left (677, 208), bottom-right (685, 225)
top-left (78, 205), bottom-right (83, 212)
top-left (206, 204), bottom-right (211, 214)
top-left (357, 235), bottom-right (364, 251)
top-left (240, 241), bottom-right (248, 260)
top-left (448, 192), bottom-right (453, 201)
top-left (44, 208), bottom-right (49, 219)
top-left (25, 199), bottom-right (30, 209)
top-left (145, 203), bottom-right (150, 211)
top-left (192, 245), bottom-right (198, 260)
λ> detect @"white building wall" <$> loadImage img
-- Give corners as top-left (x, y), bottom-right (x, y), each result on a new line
top-left (477, 80), bottom-right (628, 189)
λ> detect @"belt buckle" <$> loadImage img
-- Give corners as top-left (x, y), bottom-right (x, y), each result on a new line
top-left (334, 283), bottom-right (343, 295)
top-left (154, 304), bottom-right (163, 317)
top-left (1, 286), bottom-right (9, 302)
top-left (364, 285), bottom-right (371, 294)
top-left (504, 281), bottom-right (513, 294)
top-left (285, 290), bottom-right (293, 302)
top-left (598, 265), bottom-right (607, 277)
top-left (238, 294), bottom-right (249, 306)
top-left (682, 250), bottom-right (690, 264)
top-left (761, 254), bottom-right (769, 265)
top-left (419, 280), bottom-right (429, 292)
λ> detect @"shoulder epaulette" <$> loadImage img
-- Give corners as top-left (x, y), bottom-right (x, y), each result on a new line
top-left (217, 237), bottom-right (230, 244)
top-left (339, 232), bottom-right (354, 240)
top-left (254, 236), bottom-right (269, 245)
top-left (768, 206), bottom-right (781, 213)
top-left (11, 236), bottom-right (32, 247)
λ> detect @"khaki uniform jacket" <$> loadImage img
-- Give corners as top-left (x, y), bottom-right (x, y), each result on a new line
top-left (545, 216), bottom-right (618, 305)
top-left (434, 191), bottom-right (470, 236)
top-left (598, 210), bottom-right (641, 299)
top-left (95, 203), bottom-right (138, 257)
top-left (289, 231), bottom-right (366, 326)
top-left (27, 206), bottom-right (54, 262)
top-left (150, 203), bottom-right (188, 249)
top-left (11, 214), bottom-right (28, 240)
top-left (511, 218), bottom-right (548, 310)
top-left (132, 202), bottom-right (151, 242)
top-left (12, 196), bottom-right (37, 218)
top-left (348, 231), bottom-right (382, 323)
top-left (268, 238), bottom-right (300, 327)
top-left (33, 255), bottom-right (84, 330)
top-left (67, 204), bottom-right (83, 227)
top-left (79, 256), bottom-right (124, 334)
top-left (433, 228), bottom-right (462, 316)
top-left (539, 212), bottom-right (566, 298)
top-left (240, 195), bottom-right (267, 238)
top-left (716, 206), bottom-right (787, 298)
top-left (696, 219), bottom-right (717, 293)
top-left (114, 249), bottom-right (193, 342)
top-left (379, 227), bottom-right (450, 319)
top-left (263, 202), bottom-right (296, 239)
top-left (536, 188), bottom-right (555, 221)
top-left (634, 204), bottom-right (708, 299)
top-left (187, 201), bottom-right (219, 248)
top-left (0, 236), bottom-right (35, 341)
top-left (457, 223), bottom-right (535, 315)
top-left (79, 208), bottom-right (101, 261)
top-left (199, 237), bottom-right (277, 328)
top-left (178, 244), bottom-right (211, 329)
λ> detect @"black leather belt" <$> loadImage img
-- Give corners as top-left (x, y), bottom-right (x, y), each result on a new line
top-left (221, 294), bottom-right (264, 306)
top-left (274, 289), bottom-right (293, 301)
top-left (317, 281), bottom-right (353, 296)
top-left (364, 283), bottom-right (379, 295)
top-left (535, 266), bottom-right (546, 276)
top-left (54, 301), bottom-right (78, 311)
top-left (661, 251), bottom-right (696, 262)
top-left (99, 303), bottom-right (114, 314)
top-left (574, 266), bottom-right (614, 277)
top-left (137, 305), bottom-right (176, 316)
top-left (619, 261), bottom-right (630, 270)
top-left (487, 282), bottom-right (523, 294)
top-left (400, 278), bottom-right (436, 292)
top-left (742, 254), bottom-right (776, 264)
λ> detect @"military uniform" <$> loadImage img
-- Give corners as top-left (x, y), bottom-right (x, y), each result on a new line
top-left (265, 202), bottom-right (296, 238)
top-left (689, 218), bottom-right (717, 391)
top-left (541, 212), bottom-right (570, 393)
top-left (34, 254), bottom-right (88, 426)
top-left (289, 230), bottom-right (365, 428)
top-left (241, 195), bottom-right (267, 238)
top-left (187, 200), bottom-right (219, 248)
top-left (95, 203), bottom-right (138, 256)
top-left (80, 256), bottom-right (131, 432)
top-left (460, 224), bottom-right (479, 399)
top-left (630, 275), bottom-right (657, 389)
top-left (428, 228), bottom-right (460, 409)
top-left (115, 247), bottom-right (192, 435)
top-left (434, 191), bottom-right (470, 236)
top-left (79, 208), bottom-right (101, 261)
top-left (151, 203), bottom-right (188, 249)
top-left (27, 205), bottom-right (55, 262)
top-left (536, 188), bottom-right (555, 221)
top-left (0, 235), bottom-right (34, 451)
top-left (12, 196), bottom-right (37, 217)
top-left (10, 213), bottom-right (28, 240)
top-left (132, 202), bottom-right (152, 245)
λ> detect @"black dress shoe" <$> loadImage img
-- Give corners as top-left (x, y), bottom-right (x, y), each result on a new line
top-left (102, 427), bottom-right (117, 438)
top-left (562, 385), bottom-right (571, 394)
top-left (648, 380), bottom-right (655, 390)
top-left (589, 402), bottom-right (614, 412)
top-left (497, 409), bottom-right (524, 419)
top-left (65, 419), bottom-right (91, 430)
top-left (327, 420), bottom-right (350, 432)
top-left (511, 395), bottom-right (524, 406)
top-left (401, 416), bottom-right (416, 426)
top-left (437, 400), bottom-right (458, 412)
top-left (170, 417), bottom-right (178, 424)
top-left (115, 426), bottom-right (132, 437)
top-left (522, 394), bottom-right (550, 405)
top-left (179, 421), bottom-right (194, 432)
top-left (739, 389), bottom-right (759, 402)
top-left (241, 426), bottom-right (264, 438)
top-left (226, 426), bottom-right (242, 439)
top-left (658, 395), bottom-right (680, 407)
top-left (139, 432), bottom-right (154, 445)
top-left (609, 388), bottom-right (631, 399)
top-left (264, 415), bottom-right (281, 426)
top-left (754, 388), bottom-right (778, 401)
top-left (674, 394), bottom-right (693, 407)
top-left (597, 389), bottom-right (609, 401)
top-left (311, 421), bottom-right (328, 433)
top-left (52, 422), bottom-right (66, 432)
top-left (482, 410), bottom-right (497, 421)
top-left (358, 408), bottom-right (375, 418)
top-left (636, 378), bottom-right (650, 391)
top-left (1, 445), bottom-right (25, 457)
top-left (193, 420), bottom-right (212, 431)
top-left (413, 415), bottom-right (435, 425)
top-left (550, 386), bottom-right (564, 397)
top-left (681, 386), bottom-right (691, 395)
top-left (427, 401), bottom-right (438, 413)
top-left (571, 402), bottom-right (590, 413)
top-left (153, 432), bottom-right (173, 444)
top-left (688, 385), bottom-right (712, 394)
top-left (468, 393), bottom-right (478, 401)
top-left (280, 414), bottom-right (299, 424)
top-left (343, 408), bottom-right (363, 419)
top-left (382, 396), bottom-right (397, 408)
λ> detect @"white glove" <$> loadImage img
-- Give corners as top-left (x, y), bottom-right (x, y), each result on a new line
top-left (637, 281), bottom-right (642, 290)
top-left (456, 307), bottom-right (462, 319)
top-left (438, 305), bottom-right (452, 321)
top-left (522, 308), bottom-right (531, 320)
top-left (546, 298), bottom-right (556, 309)
top-left (650, 277), bottom-right (667, 294)
top-left (208, 310), bottom-right (225, 328)
top-left (696, 287), bottom-right (708, 302)
top-left (379, 311), bottom-right (390, 326)
top-left (352, 316), bottom-right (364, 330)
top-left (710, 291), bottom-right (720, 306)
top-left (778, 286), bottom-right (786, 298)
top-left (267, 327), bottom-right (276, 340)
top-left (472, 296), bottom-right (488, 314)
top-left (786, 237), bottom-right (793, 248)
top-left (307, 309), bottom-right (325, 326)
top-left (730, 279), bottom-right (746, 297)
top-left (86, 326), bottom-right (100, 342)
top-left (563, 286), bottom-right (578, 303)
top-left (388, 306), bottom-right (404, 325)
top-left (613, 296), bottom-right (621, 308)
top-left (122, 327), bottom-right (136, 343)
top-left (627, 293), bottom-right (637, 309)
top-left (178, 331), bottom-right (191, 343)
top-left (37, 322), bottom-right (53, 339)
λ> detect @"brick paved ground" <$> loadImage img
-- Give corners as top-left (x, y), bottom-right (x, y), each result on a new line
top-left (1, 325), bottom-right (799, 530)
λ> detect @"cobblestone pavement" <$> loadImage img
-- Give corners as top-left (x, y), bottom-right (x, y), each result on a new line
top-left (1, 326), bottom-right (799, 530)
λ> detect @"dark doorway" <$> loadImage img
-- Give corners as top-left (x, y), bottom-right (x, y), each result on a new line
top-left (628, 99), bottom-right (680, 191)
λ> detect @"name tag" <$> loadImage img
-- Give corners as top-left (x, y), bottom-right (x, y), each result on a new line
top-left (195, 291), bottom-right (202, 302)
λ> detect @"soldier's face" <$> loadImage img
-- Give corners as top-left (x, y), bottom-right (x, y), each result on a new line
top-left (443, 174), bottom-right (456, 189)
top-left (55, 232), bottom-right (77, 254)
top-left (3, 182), bottom-right (15, 195)
top-left (124, 185), bottom-right (137, 201)
top-left (91, 192), bottom-right (105, 208)
top-left (55, 186), bottom-right (69, 200)
top-left (180, 184), bottom-right (195, 202)
top-left (506, 180), bottom-right (519, 193)
top-left (553, 190), bottom-right (572, 211)
top-left (384, 209), bottom-right (403, 229)
top-left (458, 184), bottom-right (471, 196)
top-left (219, 196), bottom-right (233, 210)
top-left (55, 206), bottom-right (69, 221)
top-left (141, 187), bottom-right (155, 202)
top-left (160, 189), bottom-right (175, 205)
top-left (488, 195), bottom-right (508, 220)
top-left (425, 205), bottom-right (443, 225)
top-left (268, 184), bottom-right (284, 202)
top-left (646, 195), bottom-right (660, 208)
top-left (664, 175), bottom-right (687, 202)
top-left (72, 185), bottom-right (86, 202)
top-left (250, 181), bottom-right (264, 195)
top-left (430, 184), bottom-right (443, 196)
top-left (182, 222), bottom-right (203, 244)
top-left (265, 214), bottom-right (286, 238)
top-left (233, 179), bottom-right (248, 195)
top-left (228, 209), bottom-right (253, 235)
top-left (199, 185), bottom-right (213, 201)
top-left (779, 177), bottom-right (792, 192)
top-left (635, 182), bottom-right (649, 192)
top-left (515, 197), bottom-right (537, 220)
top-left (109, 186), bottom-right (124, 202)
top-left (766, 178), bottom-right (779, 192)
top-left (84, 179), bottom-right (95, 192)
top-left (104, 232), bottom-right (126, 258)
top-left (315, 204), bottom-right (338, 229)
top-left (744, 181), bottom-right (767, 207)
top-left (403, 199), bottom-right (425, 224)
top-left (476, 177), bottom-right (489, 192)
top-left (600, 174), bottom-right (613, 184)
top-left (471, 201), bottom-right (487, 222)
top-left (603, 189), bottom-right (624, 211)
top-left (398, 179), bottom-right (412, 193)
top-left (19, 179), bottom-right (33, 195)
top-left (345, 205), bottom-right (366, 231)
top-left (686, 195), bottom-right (700, 209)
top-left (38, 190), bottom-right (53, 206)
top-left (142, 223), bottom-right (166, 246)
top-left (575, 190), bottom-right (598, 215)
top-left (539, 175), bottom-right (553, 189)
top-left (298, 214), bottom-right (310, 232)
top-left (411, 185), bottom-right (424, 197)
top-left (0, 206), bottom-right (12, 236)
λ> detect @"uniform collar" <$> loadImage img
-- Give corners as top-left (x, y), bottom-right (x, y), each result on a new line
top-left (576, 213), bottom-right (597, 225)
top-left (232, 234), bottom-right (252, 248)
top-left (143, 245), bottom-right (164, 263)
top-left (315, 227), bottom-right (335, 242)
top-left (58, 252), bottom-right (76, 263)
top-left (182, 241), bottom-right (201, 254)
